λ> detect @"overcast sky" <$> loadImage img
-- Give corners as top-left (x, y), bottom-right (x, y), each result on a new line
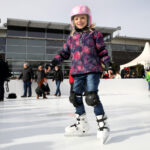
top-left (0, 0), bottom-right (150, 38)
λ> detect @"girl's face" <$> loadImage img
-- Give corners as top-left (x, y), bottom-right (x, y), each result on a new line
top-left (73, 14), bottom-right (88, 29)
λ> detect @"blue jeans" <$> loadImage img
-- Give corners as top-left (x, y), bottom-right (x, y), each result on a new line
top-left (23, 81), bottom-right (32, 96)
top-left (73, 73), bottom-right (105, 116)
top-left (55, 80), bottom-right (61, 95)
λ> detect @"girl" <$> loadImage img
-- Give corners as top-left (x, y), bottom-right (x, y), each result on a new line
top-left (51, 5), bottom-right (111, 143)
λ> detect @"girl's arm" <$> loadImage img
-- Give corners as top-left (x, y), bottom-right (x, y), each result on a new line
top-left (94, 31), bottom-right (111, 69)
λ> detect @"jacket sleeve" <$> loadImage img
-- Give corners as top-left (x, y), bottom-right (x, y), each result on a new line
top-left (94, 31), bottom-right (111, 65)
top-left (18, 72), bottom-right (23, 79)
top-left (52, 72), bottom-right (55, 81)
top-left (61, 70), bottom-right (63, 82)
top-left (30, 68), bottom-right (34, 79)
top-left (52, 37), bottom-right (71, 66)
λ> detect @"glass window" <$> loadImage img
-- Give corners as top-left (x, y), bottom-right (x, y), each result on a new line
top-left (111, 44), bottom-right (125, 51)
top-left (7, 38), bottom-right (26, 46)
top-left (27, 39), bottom-right (45, 46)
top-left (46, 40), bottom-right (63, 47)
top-left (28, 28), bottom-right (45, 38)
top-left (0, 37), bottom-right (6, 45)
top-left (45, 54), bottom-right (55, 60)
top-left (27, 46), bottom-right (45, 54)
top-left (63, 30), bottom-right (70, 39)
top-left (7, 26), bottom-right (26, 36)
top-left (0, 46), bottom-right (5, 53)
top-left (6, 53), bottom-right (26, 60)
top-left (7, 45), bottom-right (26, 53)
top-left (46, 47), bottom-right (60, 54)
top-left (47, 29), bottom-right (63, 39)
top-left (125, 45), bottom-right (139, 51)
top-left (27, 53), bottom-right (45, 60)
top-left (63, 34), bottom-right (69, 40)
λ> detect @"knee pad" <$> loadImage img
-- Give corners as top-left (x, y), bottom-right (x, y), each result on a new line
top-left (69, 92), bottom-right (83, 107)
top-left (85, 91), bottom-right (100, 106)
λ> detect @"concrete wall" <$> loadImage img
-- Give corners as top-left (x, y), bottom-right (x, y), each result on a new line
top-left (5, 79), bottom-right (149, 98)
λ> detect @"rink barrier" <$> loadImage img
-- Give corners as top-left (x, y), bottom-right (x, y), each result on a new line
top-left (6, 79), bottom-right (149, 97)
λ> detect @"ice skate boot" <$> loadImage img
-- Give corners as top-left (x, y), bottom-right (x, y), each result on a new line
top-left (96, 114), bottom-right (110, 144)
top-left (65, 113), bottom-right (89, 136)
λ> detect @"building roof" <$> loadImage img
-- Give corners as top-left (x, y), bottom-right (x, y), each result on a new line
top-left (6, 18), bottom-right (119, 34)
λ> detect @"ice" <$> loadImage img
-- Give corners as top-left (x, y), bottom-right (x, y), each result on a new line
top-left (0, 79), bottom-right (150, 150)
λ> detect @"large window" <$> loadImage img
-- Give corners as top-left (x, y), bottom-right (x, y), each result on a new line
top-left (46, 40), bottom-right (63, 47)
top-left (7, 26), bottom-right (26, 36)
top-left (125, 45), bottom-right (139, 51)
top-left (46, 47), bottom-right (60, 54)
top-left (6, 53), bottom-right (26, 60)
top-left (112, 44), bottom-right (142, 52)
top-left (0, 37), bottom-right (6, 45)
top-left (63, 30), bottom-right (70, 40)
top-left (28, 28), bottom-right (45, 38)
top-left (27, 46), bottom-right (45, 54)
top-left (7, 45), bottom-right (26, 53)
top-left (7, 38), bottom-right (26, 46)
top-left (0, 37), bottom-right (6, 53)
top-left (45, 54), bottom-right (55, 60)
top-left (7, 38), bottom-right (26, 56)
top-left (27, 39), bottom-right (45, 54)
top-left (111, 44), bottom-right (126, 51)
top-left (6, 26), bottom-right (72, 76)
top-left (0, 46), bottom-right (5, 53)
top-left (27, 53), bottom-right (45, 60)
top-left (27, 39), bottom-right (45, 46)
top-left (47, 29), bottom-right (63, 39)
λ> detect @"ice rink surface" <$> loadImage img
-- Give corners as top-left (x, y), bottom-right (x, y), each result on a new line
top-left (0, 79), bottom-right (150, 150)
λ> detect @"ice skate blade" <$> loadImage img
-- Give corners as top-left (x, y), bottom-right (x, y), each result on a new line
top-left (97, 131), bottom-right (110, 144)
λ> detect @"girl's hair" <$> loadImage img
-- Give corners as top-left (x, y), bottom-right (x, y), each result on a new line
top-left (70, 24), bottom-right (96, 36)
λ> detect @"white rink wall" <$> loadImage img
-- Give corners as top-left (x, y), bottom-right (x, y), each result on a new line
top-left (6, 79), bottom-right (149, 97)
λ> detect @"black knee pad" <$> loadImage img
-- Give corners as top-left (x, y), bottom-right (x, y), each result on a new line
top-left (85, 91), bottom-right (100, 106)
top-left (69, 92), bottom-right (82, 107)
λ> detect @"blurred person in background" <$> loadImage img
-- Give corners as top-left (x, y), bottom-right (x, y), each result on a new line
top-left (145, 68), bottom-right (150, 91)
top-left (18, 63), bottom-right (33, 98)
top-left (0, 56), bottom-right (11, 101)
top-left (52, 66), bottom-right (63, 97)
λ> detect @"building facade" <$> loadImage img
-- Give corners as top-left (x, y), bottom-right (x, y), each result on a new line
top-left (0, 18), bottom-right (118, 77)
top-left (111, 36), bottom-right (150, 65)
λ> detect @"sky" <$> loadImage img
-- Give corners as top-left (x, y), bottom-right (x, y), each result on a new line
top-left (0, 0), bottom-right (150, 38)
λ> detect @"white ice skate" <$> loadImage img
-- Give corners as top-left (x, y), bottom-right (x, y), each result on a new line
top-left (65, 113), bottom-right (89, 136)
top-left (96, 114), bottom-right (110, 144)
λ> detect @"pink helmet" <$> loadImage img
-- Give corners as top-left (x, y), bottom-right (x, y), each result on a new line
top-left (70, 5), bottom-right (92, 27)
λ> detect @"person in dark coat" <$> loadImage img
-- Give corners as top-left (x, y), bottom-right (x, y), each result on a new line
top-left (35, 65), bottom-right (45, 99)
top-left (35, 65), bottom-right (45, 85)
top-left (52, 66), bottom-right (63, 96)
top-left (18, 63), bottom-right (33, 97)
top-left (0, 57), bottom-right (11, 101)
